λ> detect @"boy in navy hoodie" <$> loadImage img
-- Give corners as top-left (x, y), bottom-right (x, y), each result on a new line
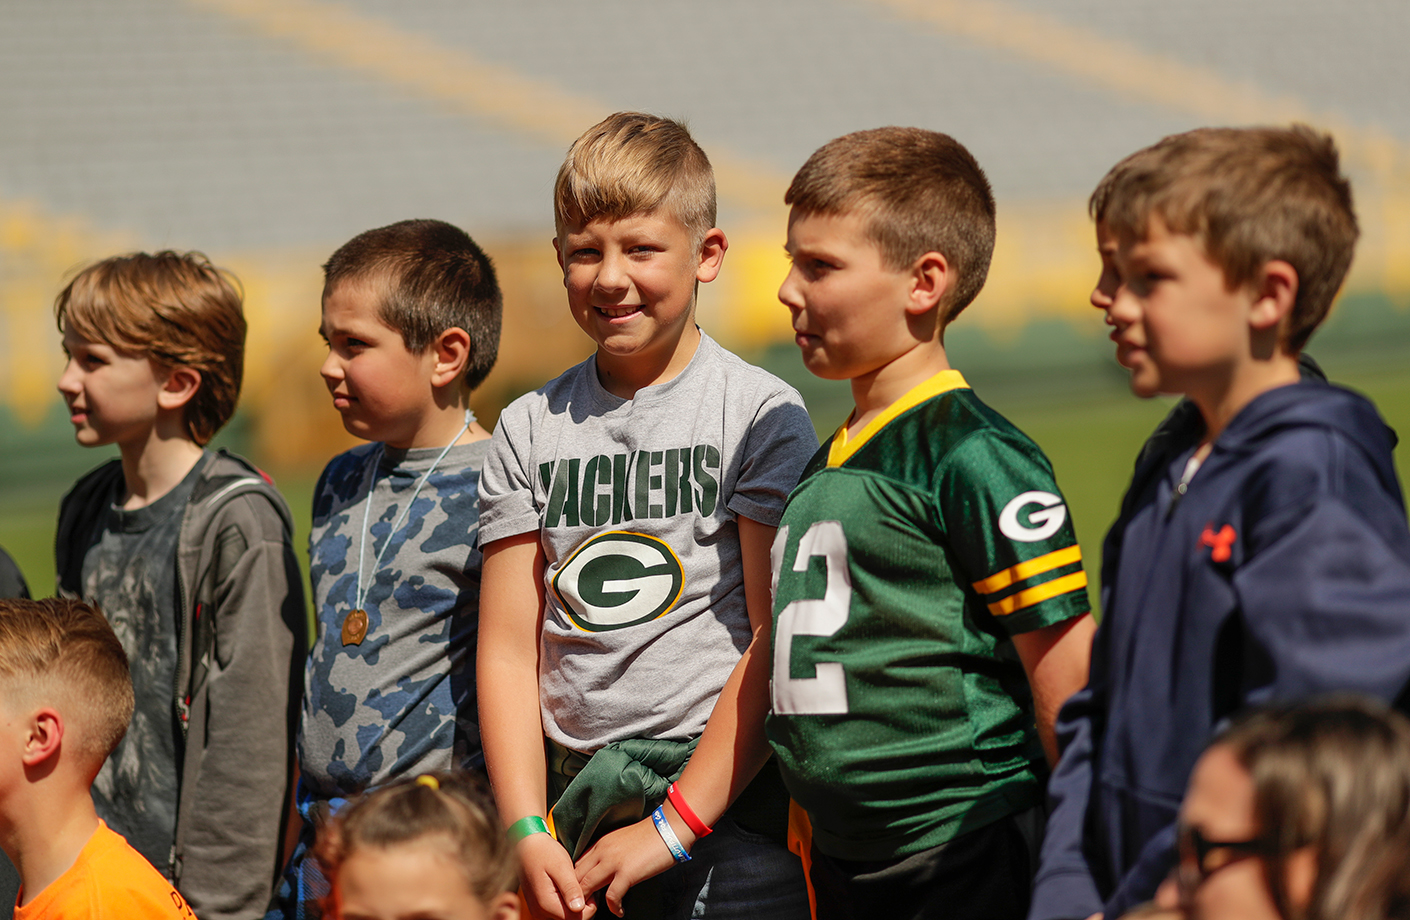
top-left (1030, 125), bottom-right (1410, 920)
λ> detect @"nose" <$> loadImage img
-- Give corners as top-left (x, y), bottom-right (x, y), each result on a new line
top-left (594, 251), bottom-right (630, 296)
top-left (57, 356), bottom-right (82, 397)
top-left (1091, 258), bottom-right (1121, 314)
top-left (778, 264), bottom-right (803, 314)
top-left (319, 348), bottom-right (343, 385)
top-left (1153, 874), bottom-right (1183, 912)
top-left (1091, 272), bottom-right (1117, 312)
top-left (1107, 282), bottom-right (1142, 328)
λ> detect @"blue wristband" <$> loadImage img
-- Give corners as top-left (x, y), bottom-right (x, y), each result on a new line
top-left (651, 806), bottom-right (691, 863)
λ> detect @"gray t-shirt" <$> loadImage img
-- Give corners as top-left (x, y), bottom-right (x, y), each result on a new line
top-left (300, 440), bottom-right (488, 798)
top-left (84, 460), bottom-right (201, 872)
top-left (479, 334), bottom-right (817, 752)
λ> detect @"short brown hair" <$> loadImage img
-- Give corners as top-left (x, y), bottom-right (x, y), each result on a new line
top-left (554, 112), bottom-right (716, 245)
top-left (785, 127), bottom-right (996, 322)
top-left (323, 220), bottom-right (503, 392)
top-left (1090, 125), bottom-right (1358, 353)
top-left (316, 772), bottom-right (516, 910)
top-left (1217, 696), bottom-right (1410, 920)
top-left (54, 251), bottom-right (246, 445)
top-left (0, 598), bottom-right (133, 771)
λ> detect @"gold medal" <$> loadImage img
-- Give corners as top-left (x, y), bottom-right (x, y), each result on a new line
top-left (342, 608), bottom-right (369, 646)
top-left (346, 411), bottom-right (472, 653)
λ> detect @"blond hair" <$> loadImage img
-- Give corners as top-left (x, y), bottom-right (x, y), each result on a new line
top-left (316, 772), bottom-right (516, 912)
top-left (0, 598), bottom-right (133, 772)
top-left (1090, 125), bottom-right (1358, 354)
top-left (554, 112), bottom-right (716, 245)
top-left (785, 126), bottom-right (996, 322)
top-left (54, 251), bottom-right (246, 445)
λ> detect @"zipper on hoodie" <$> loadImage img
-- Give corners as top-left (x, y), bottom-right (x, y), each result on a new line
top-left (174, 560), bottom-right (191, 739)
top-left (1166, 454), bottom-right (1204, 520)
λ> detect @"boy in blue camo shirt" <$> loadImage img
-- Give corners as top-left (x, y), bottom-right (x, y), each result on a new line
top-left (270, 219), bottom-right (502, 919)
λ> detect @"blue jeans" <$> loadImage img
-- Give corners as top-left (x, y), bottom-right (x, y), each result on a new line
top-left (264, 783), bottom-right (345, 920)
top-left (630, 814), bottom-right (811, 920)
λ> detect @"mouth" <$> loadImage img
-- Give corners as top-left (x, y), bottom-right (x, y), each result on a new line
top-left (68, 410), bottom-right (88, 425)
top-left (1111, 335), bottom-right (1144, 369)
top-left (331, 392), bottom-right (355, 410)
top-left (595, 304), bottom-right (644, 320)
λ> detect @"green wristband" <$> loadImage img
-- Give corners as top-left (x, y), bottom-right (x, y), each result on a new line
top-left (507, 815), bottom-right (550, 844)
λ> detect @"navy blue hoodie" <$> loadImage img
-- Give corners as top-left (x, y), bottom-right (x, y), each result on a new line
top-left (1030, 379), bottom-right (1410, 920)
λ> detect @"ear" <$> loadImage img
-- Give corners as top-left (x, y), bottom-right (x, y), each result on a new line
top-left (429, 327), bottom-right (471, 389)
top-left (488, 891), bottom-right (521, 920)
top-left (22, 708), bottom-right (63, 767)
top-left (695, 228), bottom-right (729, 284)
top-left (156, 365), bottom-right (202, 412)
top-left (906, 251), bottom-right (951, 316)
top-left (1249, 259), bottom-right (1298, 333)
top-left (553, 236), bottom-right (566, 283)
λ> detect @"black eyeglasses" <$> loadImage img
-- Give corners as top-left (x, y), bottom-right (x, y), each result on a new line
top-left (1175, 824), bottom-right (1277, 897)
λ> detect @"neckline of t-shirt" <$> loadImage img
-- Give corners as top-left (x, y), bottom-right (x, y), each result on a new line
top-left (107, 451), bottom-right (206, 531)
top-left (586, 329), bottom-right (713, 409)
top-left (379, 438), bottom-right (490, 474)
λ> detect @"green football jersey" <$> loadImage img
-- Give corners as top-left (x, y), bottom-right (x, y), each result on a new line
top-left (765, 370), bottom-right (1089, 861)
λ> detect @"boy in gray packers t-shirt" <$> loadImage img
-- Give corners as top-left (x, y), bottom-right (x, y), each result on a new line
top-left (477, 113), bottom-right (816, 920)
top-left (480, 333), bottom-right (815, 751)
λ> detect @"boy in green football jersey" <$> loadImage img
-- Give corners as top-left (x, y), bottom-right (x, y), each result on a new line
top-left (766, 127), bottom-right (1097, 920)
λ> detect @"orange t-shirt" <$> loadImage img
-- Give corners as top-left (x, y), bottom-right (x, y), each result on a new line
top-left (15, 821), bottom-right (194, 919)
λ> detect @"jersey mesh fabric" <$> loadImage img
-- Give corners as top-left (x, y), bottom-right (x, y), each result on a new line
top-left (767, 371), bottom-right (1090, 861)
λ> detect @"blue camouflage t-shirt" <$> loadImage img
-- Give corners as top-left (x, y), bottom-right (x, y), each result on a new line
top-left (299, 440), bottom-right (487, 798)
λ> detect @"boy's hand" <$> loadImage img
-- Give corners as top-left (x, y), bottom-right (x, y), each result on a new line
top-left (519, 833), bottom-right (597, 920)
top-left (575, 814), bottom-right (689, 918)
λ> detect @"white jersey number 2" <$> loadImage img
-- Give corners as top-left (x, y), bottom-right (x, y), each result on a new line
top-left (771, 520), bottom-right (851, 715)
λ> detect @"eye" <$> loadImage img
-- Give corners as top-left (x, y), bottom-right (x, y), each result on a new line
top-left (1124, 271), bottom-right (1163, 296)
top-left (796, 257), bottom-right (836, 280)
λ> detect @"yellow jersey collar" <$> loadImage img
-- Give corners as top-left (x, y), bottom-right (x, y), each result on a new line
top-left (827, 369), bottom-right (969, 467)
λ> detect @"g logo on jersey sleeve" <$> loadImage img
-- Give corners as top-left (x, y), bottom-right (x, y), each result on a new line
top-left (552, 532), bottom-right (685, 632)
top-left (998, 491), bottom-right (1067, 543)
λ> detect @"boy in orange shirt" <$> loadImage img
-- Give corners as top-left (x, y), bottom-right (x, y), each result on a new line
top-left (0, 597), bottom-right (194, 918)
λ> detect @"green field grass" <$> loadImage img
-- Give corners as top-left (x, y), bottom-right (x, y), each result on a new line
top-left (5, 347), bottom-right (1409, 621)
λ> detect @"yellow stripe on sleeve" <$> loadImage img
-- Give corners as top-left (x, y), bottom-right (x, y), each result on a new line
top-left (972, 544), bottom-right (1083, 596)
top-left (987, 571), bottom-right (1089, 617)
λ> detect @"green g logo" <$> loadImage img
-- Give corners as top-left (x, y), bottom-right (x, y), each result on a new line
top-left (552, 532), bottom-right (684, 632)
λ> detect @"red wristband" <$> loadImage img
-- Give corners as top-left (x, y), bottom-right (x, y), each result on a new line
top-left (666, 783), bottom-right (712, 838)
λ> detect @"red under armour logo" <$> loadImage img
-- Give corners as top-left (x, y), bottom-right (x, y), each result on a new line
top-left (1200, 524), bottom-right (1236, 562)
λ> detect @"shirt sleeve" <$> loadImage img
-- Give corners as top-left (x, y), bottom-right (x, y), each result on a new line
top-left (477, 396), bottom-right (544, 546)
top-left (1237, 485), bottom-right (1410, 706)
top-left (1096, 486), bottom-right (1410, 919)
top-left (726, 384), bottom-right (819, 527)
top-left (180, 492), bottom-right (307, 920)
top-left (939, 429), bottom-right (1091, 636)
top-left (1028, 621), bottom-right (1113, 920)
